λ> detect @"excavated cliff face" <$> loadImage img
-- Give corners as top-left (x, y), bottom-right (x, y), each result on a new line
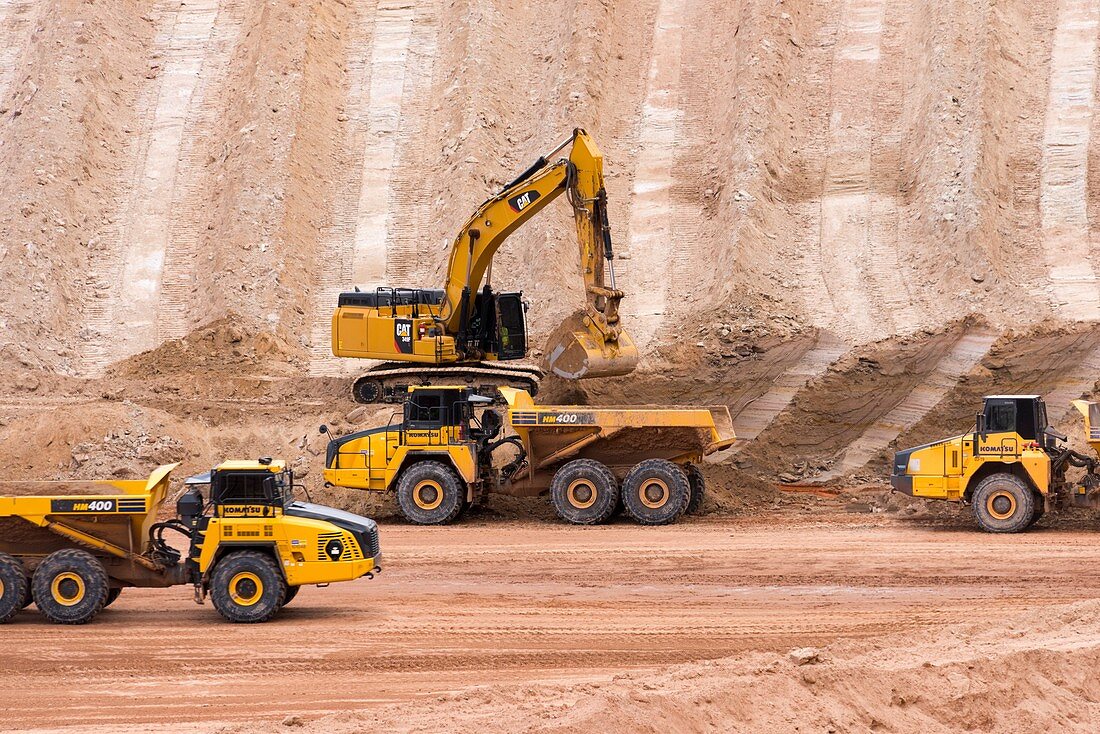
top-left (0, 0), bottom-right (1096, 486)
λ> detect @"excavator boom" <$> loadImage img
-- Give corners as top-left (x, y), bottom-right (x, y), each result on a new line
top-left (437, 129), bottom-right (637, 379)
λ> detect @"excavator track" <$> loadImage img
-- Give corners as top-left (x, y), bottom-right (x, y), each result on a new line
top-left (351, 362), bottom-right (545, 404)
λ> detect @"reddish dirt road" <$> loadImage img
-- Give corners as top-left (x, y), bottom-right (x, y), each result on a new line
top-left (4, 514), bottom-right (1100, 732)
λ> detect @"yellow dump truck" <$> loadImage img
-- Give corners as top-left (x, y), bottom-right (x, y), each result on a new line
top-left (0, 459), bottom-right (380, 624)
top-left (890, 395), bottom-right (1100, 532)
top-left (322, 386), bottom-right (735, 525)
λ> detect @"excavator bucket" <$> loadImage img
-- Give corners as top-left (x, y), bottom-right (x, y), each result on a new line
top-left (544, 310), bottom-right (639, 380)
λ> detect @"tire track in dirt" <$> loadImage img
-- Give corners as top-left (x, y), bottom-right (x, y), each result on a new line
top-left (82, 0), bottom-right (225, 373)
top-left (0, 1), bottom-right (41, 106)
top-left (1040, 0), bottom-right (1100, 322)
top-left (810, 329), bottom-right (998, 481)
top-left (620, 0), bottom-right (684, 354)
top-left (4, 520), bottom-right (1100, 732)
top-left (724, 334), bottom-right (848, 452)
top-left (815, 0), bottom-right (913, 344)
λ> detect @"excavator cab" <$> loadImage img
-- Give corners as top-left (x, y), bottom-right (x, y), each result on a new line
top-left (463, 288), bottom-right (527, 361)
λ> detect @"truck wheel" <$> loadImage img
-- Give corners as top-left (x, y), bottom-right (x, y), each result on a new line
top-left (550, 459), bottom-right (620, 525)
top-left (282, 585), bottom-right (300, 606)
top-left (103, 588), bottom-right (122, 608)
top-left (685, 463), bottom-right (706, 515)
top-left (210, 551), bottom-right (286, 623)
top-left (623, 459), bottom-right (691, 525)
top-left (396, 461), bottom-right (465, 525)
top-left (20, 582), bottom-right (33, 610)
top-left (972, 473), bottom-right (1035, 533)
top-left (32, 549), bottom-right (110, 625)
top-left (0, 553), bottom-right (29, 623)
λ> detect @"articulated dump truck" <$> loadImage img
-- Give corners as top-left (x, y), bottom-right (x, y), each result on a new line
top-left (0, 459), bottom-right (380, 625)
top-left (891, 395), bottom-right (1100, 533)
top-left (322, 386), bottom-right (736, 526)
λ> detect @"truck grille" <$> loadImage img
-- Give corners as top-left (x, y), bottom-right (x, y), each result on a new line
top-left (317, 531), bottom-right (363, 562)
top-left (360, 525), bottom-right (380, 559)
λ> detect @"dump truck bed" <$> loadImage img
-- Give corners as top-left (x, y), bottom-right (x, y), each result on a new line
top-left (500, 388), bottom-right (736, 482)
top-left (0, 464), bottom-right (177, 561)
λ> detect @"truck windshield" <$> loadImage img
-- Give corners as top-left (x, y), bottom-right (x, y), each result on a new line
top-left (985, 400), bottom-right (1016, 433)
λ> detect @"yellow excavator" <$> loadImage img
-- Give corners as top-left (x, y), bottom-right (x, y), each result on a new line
top-left (331, 128), bottom-right (638, 403)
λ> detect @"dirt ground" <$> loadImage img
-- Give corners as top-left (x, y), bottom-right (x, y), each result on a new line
top-left (3, 513), bottom-right (1100, 733)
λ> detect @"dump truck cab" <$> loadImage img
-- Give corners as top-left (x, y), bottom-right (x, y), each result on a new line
top-left (891, 395), bottom-right (1100, 532)
top-left (322, 387), bottom-right (497, 524)
top-left (180, 459), bottom-right (381, 596)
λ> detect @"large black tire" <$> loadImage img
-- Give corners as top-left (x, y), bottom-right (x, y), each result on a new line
top-left (210, 551), bottom-right (286, 623)
top-left (622, 459), bottom-right (691, 526)
top-left (685, 464), bottom-right (706, 515)
top-left (1026, 495), bottom-right (1046, 528)
top-left (972, 473), bottom-right (1035, 534)
top-left (32, 549), bottom-right (110, 625)
top-left (549, 459), bottom-right (620, 525)
top-left (103, 588), bottom-right (122, 608)
top-left (396, 461), bottom-right (465, 525)
top-left (0, 553), bottom-right (29, 624)
top-left (282, 585), bottom-right (301, 607)
top-left (20, 582), bottom-right (33, 610)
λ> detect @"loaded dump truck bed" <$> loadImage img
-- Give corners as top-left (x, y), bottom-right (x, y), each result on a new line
top-left (500, 387), bottom-right (736, 486)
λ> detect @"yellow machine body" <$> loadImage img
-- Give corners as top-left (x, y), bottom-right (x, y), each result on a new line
top-left (189, 460), bottom-right (379, 587)
top-left (890, 395), bottom-right (1100, 532)
top-left (0, 463), bottom-right (178, 571)
top-left (0, 461), bottom-right (379, 593)
top-left (891, 395), bottom-right (1059, 502)
top-left (322, 386), bottom-right (735, 500)
top-left (331, 129), bottom-right (638, 402)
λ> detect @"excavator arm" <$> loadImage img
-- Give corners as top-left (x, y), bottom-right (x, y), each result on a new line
top-left (440, 128), bottom-right (638, 379)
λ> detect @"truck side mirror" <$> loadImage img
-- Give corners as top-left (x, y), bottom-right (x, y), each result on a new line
top-left (319, 425), bottom-right (329, 435)
top-left (975, 413), bottom-right (986, 442)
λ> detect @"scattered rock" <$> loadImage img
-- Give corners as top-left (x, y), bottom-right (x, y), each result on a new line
top-left (788, 647), bottom-right (822, 665)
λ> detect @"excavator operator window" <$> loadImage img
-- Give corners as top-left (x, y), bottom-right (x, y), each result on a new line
top-left (496, 293), bottom-right (527, 360)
